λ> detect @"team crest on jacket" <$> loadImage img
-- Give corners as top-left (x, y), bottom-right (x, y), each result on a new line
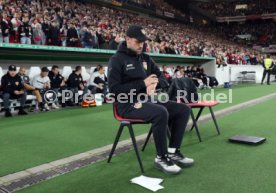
top-left (15, 82), bottom-right (19, 86)
top-left (143, 62), bottom-right (147, 70)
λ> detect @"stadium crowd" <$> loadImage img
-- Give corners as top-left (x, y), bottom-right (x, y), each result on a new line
top-left (1, 0), bottom-right (274, 65)
top-left (196, 0), bottom-right (276, 17)
top-left (120, 0), bottom-right (185, 15)
top-left (218, 21), bottom-right (276, 46)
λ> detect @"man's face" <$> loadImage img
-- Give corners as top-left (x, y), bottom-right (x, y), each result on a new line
top-left (9, 70), bottom-right (16, 77)
top-left (76, 69), bottom-right (82, 75)
top-left (41, 72), bottom-right (48, 77)
top-left (23, 17), bottom-right (29, 23)
top-left (3, 13), bottom-right (7, 19)
top-left (99, 68), bottom-right (105, 75)
top-left (19, 68), bottom-right (25, 75)
top-left (52, 68), bottom-right (59, 75)
top-left (126, 37), bottom-right (144, 55)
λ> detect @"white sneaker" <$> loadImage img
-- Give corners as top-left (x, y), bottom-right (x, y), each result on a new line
top-left (154, 155), bottom-right (182, 175)
top-left (51, 103), bottom-right (60, 109)
top-left (44, 104), bottom-right (50, 111)
top-left (168, 150), bottom-right (194, 167)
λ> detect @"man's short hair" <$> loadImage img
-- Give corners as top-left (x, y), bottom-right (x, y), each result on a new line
top-left (52, 65), bottom-right (59, 70)
top-left (75, 66), bottom-right (82, 72)
top-left (98, 65), bottom-right (104, 71)
top-left (41, 67), bottom-right (49, 72)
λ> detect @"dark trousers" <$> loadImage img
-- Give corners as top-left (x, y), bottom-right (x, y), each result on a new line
top-left (68, 87), bottom-right (88, 103)
top-left (261, 69), bottom-right (271, 84)
top-left (123, 101), bottom-right (191, 156)
top-left (3, 92), bottom-right (27, 110)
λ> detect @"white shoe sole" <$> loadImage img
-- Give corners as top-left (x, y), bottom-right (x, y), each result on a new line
top-left (154, 162), bottom-right (181, 175)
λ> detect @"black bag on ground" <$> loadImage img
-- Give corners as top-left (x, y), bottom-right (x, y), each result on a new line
top-left (168, 77), bottom-right (198, 103)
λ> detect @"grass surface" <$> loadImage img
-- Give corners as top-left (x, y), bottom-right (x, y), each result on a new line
top-left (0, 84), bottom-right (276, 177)
top-left (18, 98), bottom-right (276, 193)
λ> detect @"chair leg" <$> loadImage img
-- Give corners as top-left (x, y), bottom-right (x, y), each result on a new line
top-left (209, 107), bottom-right (221, 135)
top-left (190, 110), bottom-right (202, 142)
top-left (107, 123), bottom-right (124, 163)
top-left (190, 107), bottom-right (204, 131)
top-left (128, 124), bottom-right (145, 173)
top-left (142, 126), bottom-right (152, 152)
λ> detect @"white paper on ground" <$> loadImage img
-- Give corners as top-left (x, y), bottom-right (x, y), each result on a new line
top-left (130, 175), bottom-right (164, 192)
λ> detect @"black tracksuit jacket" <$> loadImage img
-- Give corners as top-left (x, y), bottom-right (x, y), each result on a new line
top-left (108, 41), bottom-right (169, 116)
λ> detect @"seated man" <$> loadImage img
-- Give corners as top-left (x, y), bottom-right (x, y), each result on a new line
top-left (89, 65), bottom-right (108, 96)
top-left (31, 67), bottom-right (54, 111)
top-left (66, 66), bottom-right (88, 106)
top-left (1, 65), bottom-right (28, 117)
top-left (108, 25), bottom-right (194, 175)
top-left (48, 65), bottom-right (66, 108)
top-left (18, 67), bottom-right (46, 111)
top-left (162, 65), bottom-right (172, 84)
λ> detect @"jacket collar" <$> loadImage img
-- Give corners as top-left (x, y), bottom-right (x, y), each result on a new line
top-left (117, 41), bottom-right (140, 57)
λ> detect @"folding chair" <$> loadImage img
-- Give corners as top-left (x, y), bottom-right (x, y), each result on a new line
top-left (187, 101), bottom-right (220, 142)
top-left (107, 103), bottom-right (151, 173)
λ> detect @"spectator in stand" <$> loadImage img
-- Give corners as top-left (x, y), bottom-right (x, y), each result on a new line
top-left (90, 28), bottom-right (99, 48)
top-left (96, 28), bottom-right (107, 49)
top-left (33, 23), bottom-right (45, 45)
top-left (42, 18), bottom-right (51, 44)
top-left (1, 65), bottom-right (28, 117)
top-left (10, 12), bottom-right (22, 43)
top-left (109, 33), bottom-right (120, 50)
top-left (81, 26), bottom-right (93, 48)
top-left (49, 21), bottom-right (60, 46)
top-left (0, 12), bottom-right (11, 43)
top-left (67, 22), bottom-right (79, 47)
top-left (18, 16), bottom-right (32, 45)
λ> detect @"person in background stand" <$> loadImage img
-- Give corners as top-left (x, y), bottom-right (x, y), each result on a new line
top-left (18, 16), bottom-right (32, 45)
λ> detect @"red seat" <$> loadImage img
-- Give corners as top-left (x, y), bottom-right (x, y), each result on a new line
top-left (187, 100), bottom-right (219, 107)
top-left (113, 104), bottom-right (146, 123)
top-left (186, 100), bottom-right (221, 142)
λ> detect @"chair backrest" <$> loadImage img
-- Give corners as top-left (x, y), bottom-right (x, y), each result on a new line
top-left (81, 66), bottom-right (90, 81)
top-left (104, 67), bottom-right (108, 77)
top-left (0, 67), bottom-right (4, 80)
top-left (28, 67), bottom-right (41, 80)
top-left (90, 67), bottom-right (96, 74)
top-left (62, 66), bottom-right (73, 79)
